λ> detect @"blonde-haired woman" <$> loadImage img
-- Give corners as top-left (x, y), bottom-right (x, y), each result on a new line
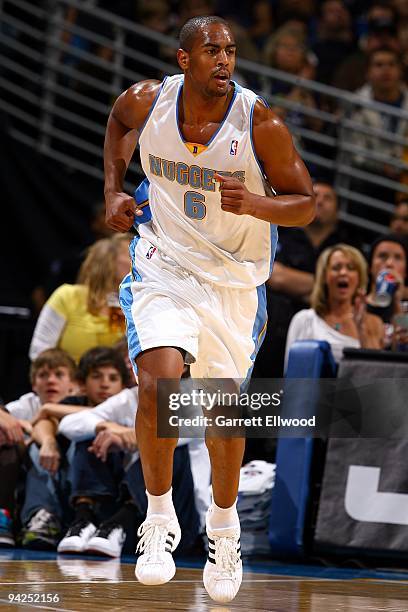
top-left (30, 234), bottom-right (131, 362)
top-left (285, 244), bottom-right (384, 367)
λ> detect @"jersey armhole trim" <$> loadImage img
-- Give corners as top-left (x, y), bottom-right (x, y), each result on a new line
top-left (138, 76), bottom-right (168, 138)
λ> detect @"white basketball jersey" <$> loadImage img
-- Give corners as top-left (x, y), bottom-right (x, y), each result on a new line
top-left (138, 74), bottom-right (277, 288)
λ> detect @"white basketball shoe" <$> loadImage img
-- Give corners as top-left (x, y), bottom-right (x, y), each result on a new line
top-left (203, 513), bottom-right (242, 603)
top-left (135, 514), bottom-right (181, 585)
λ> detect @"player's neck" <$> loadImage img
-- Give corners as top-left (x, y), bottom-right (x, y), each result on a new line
top-left (180, 80), bottom-right (234, 125)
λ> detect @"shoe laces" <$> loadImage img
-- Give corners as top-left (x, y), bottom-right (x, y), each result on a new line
top-left (27, 509), bottom-right (52, 531)
top-left (213, 536), bottom-right (240, 576)
top-left (136, 521), bottom-right (168, 558)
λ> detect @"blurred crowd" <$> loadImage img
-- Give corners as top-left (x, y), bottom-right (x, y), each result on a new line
top-left (56, 0), bottom-right (408, 208)
top-left (4, 0), bottom-right (408, 206)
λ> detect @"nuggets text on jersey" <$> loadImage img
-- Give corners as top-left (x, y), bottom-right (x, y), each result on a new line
top-left (148, 154), bottom-right (245, 191)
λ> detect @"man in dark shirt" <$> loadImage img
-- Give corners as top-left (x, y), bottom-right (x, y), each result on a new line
top-left (254, 181), bottom-right (362, 378)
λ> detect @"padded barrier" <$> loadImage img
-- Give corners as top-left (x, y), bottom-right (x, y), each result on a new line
top-left (268, 340), bottom-right (336, 556)
top-left (314, 349), bottom-right (408, 559)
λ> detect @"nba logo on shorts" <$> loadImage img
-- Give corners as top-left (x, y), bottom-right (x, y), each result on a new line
top-left (146, 246), bottom-right (157, 260)
top-left (230, 140), bottom-right (238, 155)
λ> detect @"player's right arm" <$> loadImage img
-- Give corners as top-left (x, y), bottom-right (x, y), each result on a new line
top-left (104, 80), bottom-right (161, 231)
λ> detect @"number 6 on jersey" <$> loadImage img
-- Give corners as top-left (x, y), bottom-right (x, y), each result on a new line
top-left (184, 191), bottom-right (207, 220)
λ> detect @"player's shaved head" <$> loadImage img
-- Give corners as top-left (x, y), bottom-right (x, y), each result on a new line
top-left (179, 16), bottom-right (230, 52)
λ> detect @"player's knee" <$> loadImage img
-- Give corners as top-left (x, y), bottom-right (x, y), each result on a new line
top-left (137, 380), bottom-right (157, 416)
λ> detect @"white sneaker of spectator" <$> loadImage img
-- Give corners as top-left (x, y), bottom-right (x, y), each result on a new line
top-left (85, 521), bottom-right (126, 558)
top-left (57, 520), bottom-right (97, 554)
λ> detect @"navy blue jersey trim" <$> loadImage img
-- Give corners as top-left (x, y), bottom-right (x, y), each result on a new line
top-left (175, 79), bottom-right (239, 150)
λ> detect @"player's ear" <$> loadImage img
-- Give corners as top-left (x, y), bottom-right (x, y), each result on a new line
top-left (177, 48), bottom-right (189, 71)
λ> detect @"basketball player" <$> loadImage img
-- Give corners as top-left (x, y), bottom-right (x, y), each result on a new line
top-left (104, 16), bottom-right (315, 603)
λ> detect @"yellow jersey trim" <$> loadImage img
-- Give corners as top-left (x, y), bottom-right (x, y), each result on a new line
top-left (184, 142), bottom-right (208, 157)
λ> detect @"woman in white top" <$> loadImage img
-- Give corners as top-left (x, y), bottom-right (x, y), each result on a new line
top-left (285, 244), bottom-right (384, 367)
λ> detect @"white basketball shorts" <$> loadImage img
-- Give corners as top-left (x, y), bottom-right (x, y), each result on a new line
top-left (119, 236), bottom-right (267, 382)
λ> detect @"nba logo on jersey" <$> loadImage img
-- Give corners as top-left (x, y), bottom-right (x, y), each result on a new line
top-left (230, 140), bottom-right (238, 155)
top-left (146, 246), bottom-right (157, 260)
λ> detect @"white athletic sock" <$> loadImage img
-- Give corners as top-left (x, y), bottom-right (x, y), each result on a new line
top-left (207, 500), bottom-right (239, 530)
top-left (146, 488), bottom-right (176, 519)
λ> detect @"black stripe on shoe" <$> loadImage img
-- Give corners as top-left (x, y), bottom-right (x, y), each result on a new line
top-left (208, 538), bottom-right (215, 546)
top-left (207, 554), bottom-right (216, 564)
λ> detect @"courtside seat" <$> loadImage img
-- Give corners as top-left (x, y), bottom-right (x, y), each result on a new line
top-left (268, 340), bottom-right (336, 556)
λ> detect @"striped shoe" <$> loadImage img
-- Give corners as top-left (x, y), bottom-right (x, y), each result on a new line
top-left (203, 522), bottom-right (242, 603)
top-left (135, 514), bottom-right (181, 585)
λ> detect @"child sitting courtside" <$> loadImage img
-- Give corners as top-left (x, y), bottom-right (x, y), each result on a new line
top-left (20, 346), bottom-right (129, 549)
top-left (0, 349), bottom-right (77, 547)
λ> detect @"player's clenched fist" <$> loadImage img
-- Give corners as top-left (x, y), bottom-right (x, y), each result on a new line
top-left (105, 191), bottom-right (141, 232)
top-left (214, 173), bottom-right (256, 216)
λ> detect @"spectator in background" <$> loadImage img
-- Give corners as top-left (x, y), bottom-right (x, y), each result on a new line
top-left (254, 180), bottom-right (361, 378)
top-left (180, 0), bottom-right (216, 22)
top-left (347, 48), bottom-right (408, 205)
top-left (247, 1), bottom-right (275, 52)
top-left (263, 25), bottom-right (322, 155)
top-left (113, 337), bottom-right (137, 387)
top-left (264, 24), bottom-right (316, 88)
top-left (61, 1), bottom-right (114, 66)
top-left (390, 200), bottom-right (408, 237)
top-left (392, 0), bottom-right (408, 28)
top-left (56, 1), bottom-right (115, 166)
top-left (285, 244), bottom-right (384, 367)
top-left (124, 1), bottom-right (173, 83)
top-left (393, 0), bottom-right (408, 81)
top-left (0, 404), bottom-right (28, 547)
top-left (275, 0), bottom-right (316, 28)
top-left (366, 235), bottom-right (408, 348)
top-left (333, 3), bottom-right (400, 91)
top-left (0, 349), bottom-right (77, 548)
top-left (32, 201), bottom-right (115, 313)
top-left (29, 234), bottom-right (131, 363)
top-left (20, 346), bottom-right (129, 550)
top-left (312, 0), bottom-right (355, 84)
top-left (304, 180), bottom-right (363, 251)
top-left (57, 377), bottom-right (208, 558)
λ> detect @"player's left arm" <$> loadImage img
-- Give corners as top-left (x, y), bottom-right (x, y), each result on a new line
top-left (216, 101), bottom-right (315, 226)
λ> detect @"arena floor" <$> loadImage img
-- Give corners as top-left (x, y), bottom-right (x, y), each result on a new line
top-left (1, 550), bottom-right (408, 611)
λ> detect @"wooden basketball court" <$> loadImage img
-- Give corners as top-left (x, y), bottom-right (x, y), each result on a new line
top-left (1, 551), bottom-right (408, 611)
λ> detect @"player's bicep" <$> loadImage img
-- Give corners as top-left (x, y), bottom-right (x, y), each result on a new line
top-left (264, 148), bottom-right (313, 197)
top-left (253, 112), bottom-right (313, 196)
